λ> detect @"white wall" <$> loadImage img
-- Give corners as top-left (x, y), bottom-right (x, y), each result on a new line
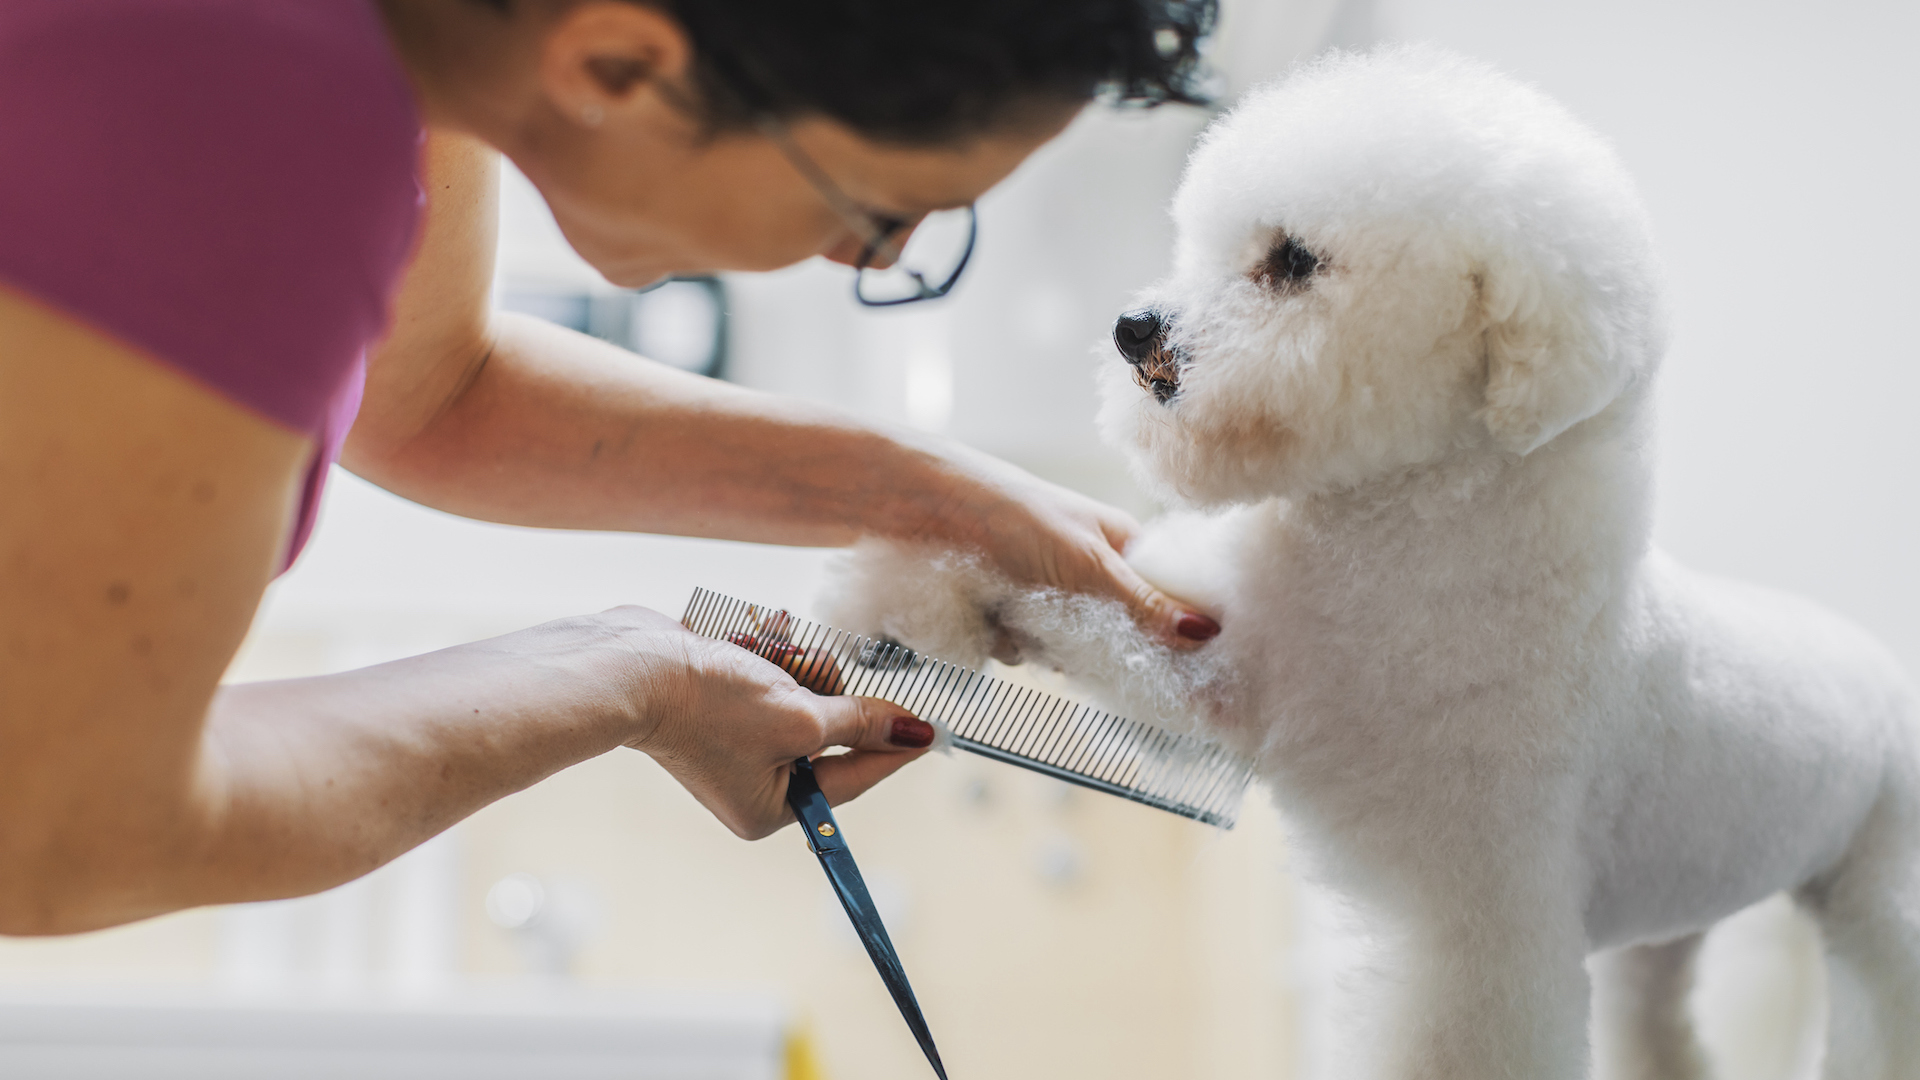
top-left (1340, 0), bottom-right (1920, 667)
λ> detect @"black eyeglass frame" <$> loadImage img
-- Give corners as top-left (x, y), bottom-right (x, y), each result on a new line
top-left (757, 116), bottom-right (978, 308)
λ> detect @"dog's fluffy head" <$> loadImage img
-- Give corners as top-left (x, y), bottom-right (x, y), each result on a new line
top-left (1100, 45), bottom-right (1667, 505)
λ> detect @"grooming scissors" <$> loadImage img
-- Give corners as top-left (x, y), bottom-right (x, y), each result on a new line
top-left (785, 757), bottom-right (948, 1080)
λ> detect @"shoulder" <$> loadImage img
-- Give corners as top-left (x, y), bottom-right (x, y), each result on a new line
top-left (0, 0), bottom-right (419, 210)
top-left (0, 0), bottom-right (424, 433)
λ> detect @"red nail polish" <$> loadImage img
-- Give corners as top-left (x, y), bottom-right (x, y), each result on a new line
top-left (1175, 612), bottom-right (1221, 641)
top-left (888, 717), bottom-right (935, 749)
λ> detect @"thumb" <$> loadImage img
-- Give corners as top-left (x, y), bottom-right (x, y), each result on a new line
top-left (1103, 553), bottom-right (1220, 649)
top-left (806, 694), bottom-right (938, 806)
top-left (811, 694), bottom-right (938, 756)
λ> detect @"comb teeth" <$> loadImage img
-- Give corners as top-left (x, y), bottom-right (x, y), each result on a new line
top-left (682, 588), bottom-right (1256, 829)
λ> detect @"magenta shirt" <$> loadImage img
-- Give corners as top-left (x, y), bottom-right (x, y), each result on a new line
top-left (0, 0), bottom-right (423, 569)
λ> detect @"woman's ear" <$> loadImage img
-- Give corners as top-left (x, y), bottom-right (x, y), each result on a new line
top-left (538, 1), bottom-right (695, 130)
top-left (1476, 258), bottom-right (1633, 456)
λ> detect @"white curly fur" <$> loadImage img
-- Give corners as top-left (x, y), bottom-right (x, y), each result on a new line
top-left (823, 46), bottom-right (1920, 1079)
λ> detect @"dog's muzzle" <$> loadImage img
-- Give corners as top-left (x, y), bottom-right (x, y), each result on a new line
top-left (1113, 308), bottom-right (1182, 404)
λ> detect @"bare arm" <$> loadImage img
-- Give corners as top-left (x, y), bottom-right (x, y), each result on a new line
top-left (360, 309), bottom-right (978, 544)
top-left (0, 289), bottom-right (923, 935)
top-left (347, 135), bottom-right (1211, 642)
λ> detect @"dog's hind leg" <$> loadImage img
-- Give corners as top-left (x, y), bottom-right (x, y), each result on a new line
top-left (1589, 933), bottom-right (1712, 1080)
top-left (1803, 777), bottom-right (1920, 1080)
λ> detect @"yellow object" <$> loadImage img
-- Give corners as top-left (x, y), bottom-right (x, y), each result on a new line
top-left (817, 823), bottom-right (836, 838)
top-left (784, 1023), bottom-right (830, 1080)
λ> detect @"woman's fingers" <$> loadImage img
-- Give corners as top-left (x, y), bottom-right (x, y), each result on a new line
top-left (634, 630), bottom-right (939, 840)
top-left (795, 694), bottom-right (935, 809)
top-left (992, 476), bottom-right (1220, 650)
top-left (726, 633), bottom-right (847, 694)
top-left (784, 647), bottom-right (846, 695)
top-left (810, 747), bottom-right (929, 806)
top-left (1097, 549), bottom-right (1220, 649)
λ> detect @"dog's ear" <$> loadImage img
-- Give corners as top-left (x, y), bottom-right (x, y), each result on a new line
top-left (1477, 262), bottom-right (1632, 456)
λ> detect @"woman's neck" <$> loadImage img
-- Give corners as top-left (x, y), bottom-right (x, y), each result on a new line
top-left (375, 0), bottom-right (540, 138)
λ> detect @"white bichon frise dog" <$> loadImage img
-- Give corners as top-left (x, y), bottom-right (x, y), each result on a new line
top-left (824, 46), bottom-right (1920, 1079)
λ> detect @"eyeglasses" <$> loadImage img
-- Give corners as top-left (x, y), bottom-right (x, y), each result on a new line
top-left (758, 117), bottom-right (977, 307)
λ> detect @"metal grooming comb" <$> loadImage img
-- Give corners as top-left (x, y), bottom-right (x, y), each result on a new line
top-left (682, 587), bottom-right (1256, 827)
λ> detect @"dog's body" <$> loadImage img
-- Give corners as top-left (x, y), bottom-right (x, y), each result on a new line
top-left (825, 47), bottom-right (1920, 1078)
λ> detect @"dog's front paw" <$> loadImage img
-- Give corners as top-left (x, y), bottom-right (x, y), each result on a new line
top-left (819, 539), bottom-right (1231, 739)
top-left (818, 539), bottom-right (1014, 671)
top-left (997, 589), bottom-right (1230, 737)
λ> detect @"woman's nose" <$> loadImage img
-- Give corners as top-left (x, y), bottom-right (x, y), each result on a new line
top-left (822, 221), bottom-right (919, 271)
top-left (822, 234), bottom-right (873, 269)
top-left (1113, 309), bottom-right (1164, 362)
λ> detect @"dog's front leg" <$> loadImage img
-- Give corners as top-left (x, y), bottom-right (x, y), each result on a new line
top-left (1370, 857), bottom-right (1593, 1080)
top-left (1395, 910), bottom-right (1589, 1079)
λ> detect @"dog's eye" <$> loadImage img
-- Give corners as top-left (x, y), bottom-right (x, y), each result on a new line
top-left (1255, 234), bottom-right (1322, 292)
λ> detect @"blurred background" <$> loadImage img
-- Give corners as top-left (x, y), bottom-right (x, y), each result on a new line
top-left (1, 0), bottom-right (1914, 1077)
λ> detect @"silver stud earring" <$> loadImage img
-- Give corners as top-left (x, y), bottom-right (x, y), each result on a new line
top-left (581, 103), bottom-right (605, 127)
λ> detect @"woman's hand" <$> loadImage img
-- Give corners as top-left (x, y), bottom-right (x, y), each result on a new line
top-left (908, 449), bottom-right (1220, 660)
top-left (613, 606), bottom-right (936, 839)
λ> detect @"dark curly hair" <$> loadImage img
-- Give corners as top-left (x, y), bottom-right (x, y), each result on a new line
top-left (473, 0), bottom-right (1218, 143)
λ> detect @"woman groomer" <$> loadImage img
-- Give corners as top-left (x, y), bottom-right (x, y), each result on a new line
top-left (0, 0), bottom-right (1219, 935)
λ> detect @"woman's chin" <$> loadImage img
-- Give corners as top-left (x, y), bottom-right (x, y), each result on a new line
top-left (593, 262), bottom-right (684, 290)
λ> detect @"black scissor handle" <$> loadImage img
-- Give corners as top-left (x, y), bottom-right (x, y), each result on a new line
top-left (786, 755), bottom-right (848, 854)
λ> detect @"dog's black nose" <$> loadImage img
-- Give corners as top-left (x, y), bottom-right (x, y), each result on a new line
top-left (1113, 309), bottom-right (1164, 363)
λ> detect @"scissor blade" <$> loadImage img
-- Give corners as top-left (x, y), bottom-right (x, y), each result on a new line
top-left (785, 758), bottom-right (948, 1080)
top-left (815, 846), bottom-right (948, 1080)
